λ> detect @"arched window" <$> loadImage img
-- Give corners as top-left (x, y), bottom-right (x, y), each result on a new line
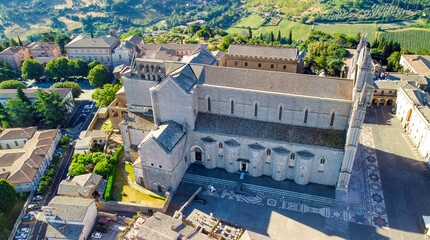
top-left (6, 144), bottom-right (10, 149)
top-left (218, 142), bottom-right (223, 155)
top-left (230, 100), bottom-right (234, 114)
top-left (289, 153), bottom-right (295, 167)
top-left (304, 108), bottom-right (309, 124)
top-left (267, 148), bottom-right (271, 156)
top-left (254, 103), bottom-right (258, 117)
top-left (278, 106), bottom-right (283, 120)
top-left (318, 157), bottom-right (326, 172)
top-left (330, 112), bottom-right (335, 127)
top-left (207, 97), bottom-right (211, 112)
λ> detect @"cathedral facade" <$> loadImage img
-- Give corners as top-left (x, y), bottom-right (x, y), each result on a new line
top-left (121, 41), bottom-right (373, 194)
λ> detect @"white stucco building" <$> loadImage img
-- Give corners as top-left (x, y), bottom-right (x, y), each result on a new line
top-left (43, 196), bottom-right (97, 240)
top-left (120, 39), bottom-right (373, 194)
top-left (396, 86), bottom-right (430, 162)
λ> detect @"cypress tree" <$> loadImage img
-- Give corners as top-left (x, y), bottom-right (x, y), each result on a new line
top-left (289, 31), bottom-right (292, 44)
top-left (90, 31), bottom-right (94, 38)
top-left (277, 30), bottom-right (281, 42)
top-left (30, 37), bottom-right (34, 43)
top-left (17, 87), bottom-right (31, 105)
top-left (248, 26), bottom-right (252, 39)
top-left (270, 31), bottom-right (274, 43)
top-left (17, 36), bottom-right (23, 46)
top-left (259, 32), bottom-right (263, 41)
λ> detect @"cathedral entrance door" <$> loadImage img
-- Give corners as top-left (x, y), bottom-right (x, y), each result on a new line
top-left (195, 151), bottom-right (202, 161)
top-left (241, 162), bottom-right (248, 172)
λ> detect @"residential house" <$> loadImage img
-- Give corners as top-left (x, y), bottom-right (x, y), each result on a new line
top-left (65, 34), bottom-right (120, 71)
top-left (27, 42), bottom-right (61, 65)
top-left (57, 173), bottom-right (105, 199)
top-left (112, 40), bottom-right (138, 67)
top-left (0, 128), bottom-right (61, 192)
top-left (0, 46), bottom-right (30, 71)
top-left (43, 196), bottom-right (97, 240)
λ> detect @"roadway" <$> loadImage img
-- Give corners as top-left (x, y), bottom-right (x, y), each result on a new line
top-left (25, 101), bottom-right (98, 240)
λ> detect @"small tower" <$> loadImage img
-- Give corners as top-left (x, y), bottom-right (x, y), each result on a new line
top-left (337, 37), bottom-right (373, 192)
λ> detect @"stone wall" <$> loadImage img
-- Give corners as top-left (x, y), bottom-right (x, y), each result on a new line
top-left (96, 192), bottom-right (172, 213)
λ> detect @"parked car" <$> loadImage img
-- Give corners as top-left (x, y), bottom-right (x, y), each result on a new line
top-left (193, 196), bottom-right (207, 204)
top-left (27, 204), bottom-right (40, 210)
top-left (82, 108), bottom-right (91, 113)
top-left (79, 113), bottom-right (88, 119)
top-left (32, 195), bottom-right (43, 201)
top-left (208, 185), bottom-right (216, 193)
top-left (17, 228), bottom-right (30, 234)
top-left (22, 215), bottom-right (34, 222)
top-left (15, 233), bottom-right (27, 239)
top-left (84, 105), bottom-right (92, 110)
top-left (91, 232), bottom-right (102, 239)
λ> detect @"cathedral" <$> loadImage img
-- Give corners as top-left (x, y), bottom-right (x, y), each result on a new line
top-left (120, 40), bottom-right (373, 194)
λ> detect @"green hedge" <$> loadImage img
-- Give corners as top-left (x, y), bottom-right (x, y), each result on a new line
top-left (104, 145), bottom-right (124, 201)
top-left (104, 165), bottom-right (116, 201)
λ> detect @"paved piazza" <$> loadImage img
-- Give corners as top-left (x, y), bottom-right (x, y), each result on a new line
top-left (168, 107), bottom-right (430, 239)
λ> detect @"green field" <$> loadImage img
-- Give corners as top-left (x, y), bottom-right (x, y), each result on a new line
top-left (234, 13), bottom-right (266, 29)
top-left (227, 19), bottom-right (312, 41)
top-left (378, 28), bottom-right (430, 52)
top-left (314, 23), bottom-right (377, 42)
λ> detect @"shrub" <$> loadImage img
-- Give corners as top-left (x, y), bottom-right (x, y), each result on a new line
top-left (0, 80), bottom-right (26, 89)
top-left (104, 165), bottom-right (116, 201)
top-left (51, 81), bottom-right (82, 98)
top-left (60, 134), bottom-right (70, 144)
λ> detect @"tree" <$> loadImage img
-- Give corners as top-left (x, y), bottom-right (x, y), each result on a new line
top-left (289, 31), bottom-right (292, 44)
top-left (45, 57), bottom-right (69, 79)
top-left (196, 29), bottom-right (211, 40)
top-left (17, 36), bottom-right (23, 46)
top-left (277, 30), bottom-right (281, 42)
top-left (21, 59), bottom-right (44, 80)
top-left (33, 90), bottom-right (72, 127)
top-left (259, 33), bottom-right (263, 41)
top-left (88, 60), bottom-right (101, 70)
top-left (68, 59), bottom-right (88, 77)
top-left (91, 83), bottom-right (122, 107)
top-left (0, 103), bottom-right (10, 128)
top-left (248, 26), bottom-right (252, 39)
top-left (93, 160), bottom-right (112, 177)
top-left (5, 98), bottom-right (33, 127)
top-left (0, 179), bottom-right (16, 212)
top-left (0, 80), bottom-right (26, 89)
top-left (55, 33), bottom-right (71, 55)
top-left (188, 24), bottom-right (201, 35)
top-left (69, 162), bottom-right (86, 176)
top-left (270, 31), bottom-right (274, 43)
top-left (10, 38), bottom-right (18, 47)
top-left (387, 51), bottom-right (402, 72)
top-left (17, 87), bottom-right (31, 105)
top-left (51, 81), bottom-right (82, 98)
top-left (88, 64), bottom-right (109, 87)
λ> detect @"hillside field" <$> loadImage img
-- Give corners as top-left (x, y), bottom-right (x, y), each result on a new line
top-left (378, 28), bottom-right (430, 52)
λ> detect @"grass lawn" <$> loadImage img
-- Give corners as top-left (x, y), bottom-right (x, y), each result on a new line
top-left (101, 118), bottom-right (113, 133)
top-left (5, 23), bottom-right (53, 40)
top-left (111, 165), bottom-right (165, 206)
top-left (5, 196), bottom-right (27, 231)
top-left (125, 163), bottom-right (135, 182)
top-left (58, 17), bottom-right (83, 31)
top-left (314, 23), bottom-right (376, 42)
top-left (234, 14), bottom-right (266, 29)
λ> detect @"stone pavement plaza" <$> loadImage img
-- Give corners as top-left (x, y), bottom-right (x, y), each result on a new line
top-left (167, 107), bottom-right (430, 239)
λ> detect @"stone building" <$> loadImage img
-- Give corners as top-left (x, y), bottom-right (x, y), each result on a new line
top-left (396, 86), bottom-right (430, 162)
top-left (27, 42), bottom-right (61, 65)
top-left (0, 46), bottom-right (30, 71)
top-left (65, 34), bottom-right (119, 71)
top-left (220, 43), bottom-right (304, 73)
top-left (120, 39), bottom-right (373, 194)
top-left (400, 54), bottom-right (430, 77)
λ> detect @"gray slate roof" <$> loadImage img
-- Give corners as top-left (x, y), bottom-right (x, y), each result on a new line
top-left (57, 173), bottom-right (102, 197)
top-left (66, 34), bottom-right (119, 48)
top-left (0, 126), bottom-right (36, 140)
top-left (195, 113), bottom-right (346, 149)
top-left (48, 196), bottom-right (95, 222)
top-left (0, 88), bottom-right (71, 100)
top-left (45, 223), bottom-right (84, 240)
top-left (227, 43), bottom-right (299, 60)
top-left (150, 121), bottom-right (186, 152)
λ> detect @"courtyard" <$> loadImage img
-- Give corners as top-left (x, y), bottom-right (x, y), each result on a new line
top-left (167, 107), bottom-right (430, 240)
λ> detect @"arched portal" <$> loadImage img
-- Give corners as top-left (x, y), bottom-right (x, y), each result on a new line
top-left (190, 145), bottom-right (204, 163)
